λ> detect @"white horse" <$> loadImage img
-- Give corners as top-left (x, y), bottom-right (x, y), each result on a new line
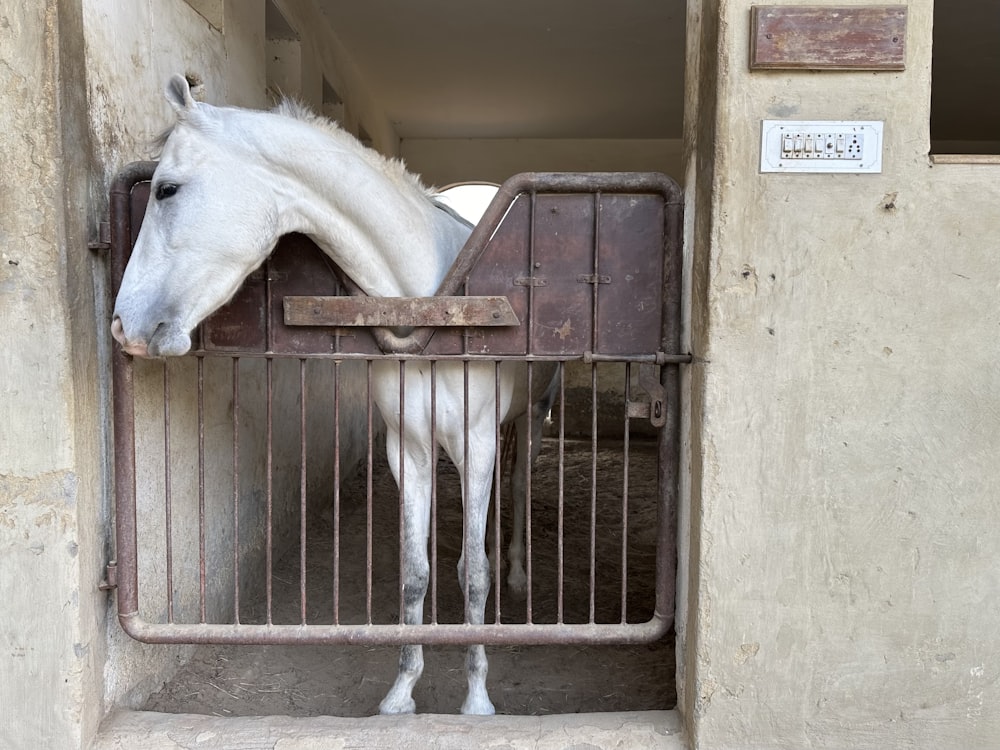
top-left (111, 75), bottom-right (556, 715)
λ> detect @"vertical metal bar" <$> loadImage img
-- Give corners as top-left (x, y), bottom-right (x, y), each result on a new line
top-left (462, 360), bottom-right (471, 623)
top-left (299, 358), bottom-right (308, 625)
top-left (492, 361), bottom-right (502, 624)
top-left (654, 193), bottom-right (684, 625)
top-left (589, 362), bottom-right (599, 623)
top-left (429, 360), bottom-right (439, 625)
top-left (621, 363), bottom-right (632, 624)
top-left (232, 357), bottom-right (241, 624)
top-left (556, 362), bottom-right (566, 624)
top-left (591, 191), bottom-right (602, 354)
top-left (524, 361), bottom-right (534, 624)
top-left (332, 360), bottom-right (341, 625)
top-left (197, 356), bottom-right (207, 623)
top-left (162, 361), bottom-right (174, 623)
top-left (264, 256), bottom-right (274, 353)
top-left (397, 359), bottom-right (406, 625)
top-left (112, 350), bottom-right (139, 621)
top-left (265, 357), bottom-right (274, 625)
top-left (365, 359), bottom-right (374, 625)
top-left (527, 190), bottom-right (537, 352)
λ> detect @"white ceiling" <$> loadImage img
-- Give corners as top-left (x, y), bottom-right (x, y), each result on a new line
top-left (314, 1), bottom-right (687, 140)
top-left (299, 2), bottom-right (997, 147)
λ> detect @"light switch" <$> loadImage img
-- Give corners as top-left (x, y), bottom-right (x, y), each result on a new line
top-left (761, 120), bottom-right (883, 173)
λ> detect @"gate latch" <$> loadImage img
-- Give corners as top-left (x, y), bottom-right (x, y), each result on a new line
top-left (626, 364), bottom-right (667, 428)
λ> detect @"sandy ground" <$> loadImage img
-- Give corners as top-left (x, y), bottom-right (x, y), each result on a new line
top-left (143, 439), bottom-right (676, 717)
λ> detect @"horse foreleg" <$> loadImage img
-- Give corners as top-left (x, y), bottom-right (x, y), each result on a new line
top-left (457, 438), bottom-right (498, 716)
top-left (378, 427), bottom-right (432, 716)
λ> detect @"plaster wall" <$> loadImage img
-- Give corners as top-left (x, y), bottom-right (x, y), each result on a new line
top-left (0, 2), bottom-right (104, 748)
top-left (684, 2), bottom-right (1000, 747)
top-left (401, 138), bottom-right (685, 187)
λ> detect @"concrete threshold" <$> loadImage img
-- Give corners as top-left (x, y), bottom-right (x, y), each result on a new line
top-left (91, 709), bottom-right (684, 749)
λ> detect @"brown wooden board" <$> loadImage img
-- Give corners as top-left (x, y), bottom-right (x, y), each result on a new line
top-left (750, 5), bottom-right (907, 70)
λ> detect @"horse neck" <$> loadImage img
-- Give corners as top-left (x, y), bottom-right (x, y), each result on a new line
top-left (249, 113), bottom-right (468, 297)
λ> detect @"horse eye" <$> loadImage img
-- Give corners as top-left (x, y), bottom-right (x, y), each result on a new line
top-left (155, 182), bottom-right (179, 200)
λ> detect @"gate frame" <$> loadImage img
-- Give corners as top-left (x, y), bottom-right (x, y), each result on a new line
top-left (106, 165), bottom-right (689, 648)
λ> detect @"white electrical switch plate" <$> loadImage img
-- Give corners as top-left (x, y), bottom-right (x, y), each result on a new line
top-left (760, 120), bottom-right (884, 173)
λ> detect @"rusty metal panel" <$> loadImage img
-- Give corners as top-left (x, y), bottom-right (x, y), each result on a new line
top-left (750, 5), bottom-right (907, 71)
top-left (461, 193), bottom-right (533, 356)
top-left (528, 193), bottom-right (596, 356)
top-left (596, 193), bottom-right (666, 356)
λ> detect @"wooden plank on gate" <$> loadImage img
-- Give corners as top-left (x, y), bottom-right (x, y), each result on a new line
top-left (283, 295), bottom-right (520, 328)
top-left (750, 6), bottom-right (907, 71)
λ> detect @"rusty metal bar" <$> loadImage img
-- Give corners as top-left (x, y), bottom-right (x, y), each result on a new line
top-left (397, 359), bottom-right (406, 626)
top-left (524, 361), bottom-right (534, 624)
top-left (589, 362), bottom-right (598, 624)
top-left (284, 295), bottom-right (519, 328)
top-left (232, 358), bottom-right (241, 624)
top-left (462, 360), bottom-right (470, 623)
top-left (265, 357), bottom-right (274, 625)
top-left (492, 361), bottom-right (502, 624)
top-left (162, 362), bottom-right (174, 623)
top-left (556, 362), bottom-right (566, 625)
top-left (185, 349), bottom-right (692, 365)
top-left (198, 356), bottom-right (207, 623)
top-left (116, 617), bottom-right (673, 647)
top-left (429, 360), bottom-right (439, 625)
top-left (299, 358), bottom-right (308, 625)
top-left (621, 364), bottom-right (632, 624)
top-left (331, 360), bottom-right (342, 625)
top-left (365, 360), bottom-right (374, 625)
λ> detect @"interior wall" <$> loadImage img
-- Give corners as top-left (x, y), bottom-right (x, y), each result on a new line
top-left (402, 138), bottom-right (685, 187)
top-left (0, 2), bottom-right (105, 747)
top-left (686, 2), bottom-right (1000, 747)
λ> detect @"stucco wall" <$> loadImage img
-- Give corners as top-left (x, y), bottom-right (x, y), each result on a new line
top-left (683, 2), bottom-right (1000, 747)
top-left (0, 2), bottom-right (104, 748)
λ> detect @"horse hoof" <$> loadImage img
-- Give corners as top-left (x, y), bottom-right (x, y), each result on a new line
top-left (506, 570), bottom-right (528, 599)
top-left (378, 696), bottom-right (416, 715)
top-left (461, 698), bottom-right (496, 716)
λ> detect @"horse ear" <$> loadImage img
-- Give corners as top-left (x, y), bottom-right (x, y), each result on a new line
top-left (165, 74), bottom-right (197, 116)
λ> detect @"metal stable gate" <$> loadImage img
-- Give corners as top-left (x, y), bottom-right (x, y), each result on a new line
top-left (106, 165), bottom-right (686, 648)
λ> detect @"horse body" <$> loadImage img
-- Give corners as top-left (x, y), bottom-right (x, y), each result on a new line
top-left (112, 75), bottom-right (549, 715)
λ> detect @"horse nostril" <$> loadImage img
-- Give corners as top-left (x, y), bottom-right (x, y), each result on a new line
top-left (110, 316), bottom-right (125, 343)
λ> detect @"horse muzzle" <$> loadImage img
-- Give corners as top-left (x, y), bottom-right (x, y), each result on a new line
top-left (111, 316), bottom-right (192, 358)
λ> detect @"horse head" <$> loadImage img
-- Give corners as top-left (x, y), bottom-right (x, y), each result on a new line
top-left (111, 75), bottom-right (284, 357)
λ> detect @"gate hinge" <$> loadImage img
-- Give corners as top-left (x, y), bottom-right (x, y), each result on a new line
top-left (88, 221), bottom-right (111, 253)
top-left (99, 561), bottom-right (118, 591)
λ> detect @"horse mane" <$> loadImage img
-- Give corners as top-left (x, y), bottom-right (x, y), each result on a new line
top-left (151, 98), bottom-right (436, 201)
top-left (271, 99), bottom-right (435, 199)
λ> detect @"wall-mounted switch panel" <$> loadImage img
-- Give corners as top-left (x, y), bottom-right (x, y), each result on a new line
top-left (760, 120), bottom-right (883, 173)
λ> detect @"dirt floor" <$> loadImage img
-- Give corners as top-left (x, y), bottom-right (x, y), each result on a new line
top-left (143, 439), bottom-right (676, 717)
